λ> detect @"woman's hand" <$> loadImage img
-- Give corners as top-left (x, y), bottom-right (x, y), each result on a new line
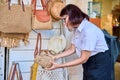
top-left (45, 61), bottom-right (61, 70)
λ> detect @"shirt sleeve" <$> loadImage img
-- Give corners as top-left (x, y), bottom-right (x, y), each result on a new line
top-left (81, 30), bottom-right (98, 51)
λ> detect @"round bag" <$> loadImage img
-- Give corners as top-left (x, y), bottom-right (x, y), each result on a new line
top-left (50, 1), bottom-right (65, 20)
top-left (35, 50), bottom-right (56, 68)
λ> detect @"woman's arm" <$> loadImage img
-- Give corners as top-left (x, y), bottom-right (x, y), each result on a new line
top-left (55, 44), bottom-right (76, 59)
top-left (46, 50), bottom-right (91, 70)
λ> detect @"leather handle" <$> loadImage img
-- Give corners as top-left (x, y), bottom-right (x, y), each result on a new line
top-left (8, 0), bottom-right (25, 12)
top-left (34, 33), bottom-right (42, 57)
top-left (8, 63), bottom-right (23, 80)
top-left (32, 0), bottom-right (48, 15)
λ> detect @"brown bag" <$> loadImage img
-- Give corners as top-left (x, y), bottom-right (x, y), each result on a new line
top-left (0, 0), bottom-right (32, 33)
top-left (30, 33), bottom-right (55, 80)
top-left (47, 0), bottom-right (62, 22)
top-left (50, 1), bottom-right (65, 20)
top-left (34, 33), bottom-right (56, 68)
top-left (32, 0), bottom-right (52, 30)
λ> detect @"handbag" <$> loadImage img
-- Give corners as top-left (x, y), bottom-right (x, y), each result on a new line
top-left (47, 20), bottom-right (66, 53)
top-left (8, 63), bottom-right (23, 80)
top-left (32, 0), bottom-right (52, 30)
top-left (50, 1), bottom-right (65, 21)
top-left (30, 32), bottom-right (55, 80)
top-left (34, 33), bottom-right (55, 68)
top-left (0, 0), bottom-right (32, 33)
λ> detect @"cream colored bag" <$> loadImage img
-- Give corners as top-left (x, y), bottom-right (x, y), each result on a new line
top-left (48, 20), bottom-right (66, 53)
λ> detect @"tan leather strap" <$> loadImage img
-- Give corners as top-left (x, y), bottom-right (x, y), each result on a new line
top-left (34, 33), bottom-right (42, 57)
top-left (32, 0), bottom-right (48, 15)
top-left (8, 0), bottom-right (25, 11)
top-left (11, 63), bottom-right (17, 80)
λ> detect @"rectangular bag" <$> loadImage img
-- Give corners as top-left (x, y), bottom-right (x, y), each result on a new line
top-left (0, 0), bottom-right (32, 33)
top-left (32, 0), bottom-right (52, 30)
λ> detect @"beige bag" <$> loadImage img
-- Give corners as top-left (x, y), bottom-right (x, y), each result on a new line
top-left (32, 0), bottom-right (52, 30)
top-left (34, 33), bottom-right (55, 68)
top-left (0, 32), bottom-right (29, 48)
top-left (47, 20), bottom-right (66, 53)
top-left (0, 0), bottom-right (32, 33)
top-left (32, 16), bottom-right (52, 30)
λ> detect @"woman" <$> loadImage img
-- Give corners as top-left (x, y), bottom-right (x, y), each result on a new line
top-left (46, 4), bottom-right (112, 80)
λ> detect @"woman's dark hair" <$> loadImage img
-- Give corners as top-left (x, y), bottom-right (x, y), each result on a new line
top-left (60, 4), bottom-right (89, 25)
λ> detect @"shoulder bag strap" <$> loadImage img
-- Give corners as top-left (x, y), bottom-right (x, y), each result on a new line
top-left (34, 33), bottom-right (42, 57)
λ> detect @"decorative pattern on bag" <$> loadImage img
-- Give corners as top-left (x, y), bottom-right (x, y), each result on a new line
top-left (0, 0), bottom-right (32, 33)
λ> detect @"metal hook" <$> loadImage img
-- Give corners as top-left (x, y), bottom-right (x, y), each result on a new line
top-left (32, 29), bottom-right (38, 34)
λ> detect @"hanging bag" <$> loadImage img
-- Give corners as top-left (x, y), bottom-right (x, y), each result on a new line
top-left (47, 20), bottom-right (66, 53)
top-left (30, 32), bottom-right (55, 80)
top-left (32, 0), bottom-right (52, 30)
top-left (50, 0), bottom-right (65, 21)
top-left (34, 33), bottom-right (55, 68)
top-left (0, 0), bottom-right (32, 33)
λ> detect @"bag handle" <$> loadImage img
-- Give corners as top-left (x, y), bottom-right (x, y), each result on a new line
top-left (8, 0), bottom-right (25, 11)
top-left (32, 0), bottom-right (48, 15)
top-left (34, 33), bottom-right (42, 57)
top-left (8, 62), bottom-right (23, 80)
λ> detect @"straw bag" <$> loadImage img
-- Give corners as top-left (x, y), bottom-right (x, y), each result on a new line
top-left (34, 33), bottom-right (55, 68)
top-left (32, 0), bottom-right (52, 30)
top-left (8, 63), bottom-right (23, 80)
top-left (0, 32), bottom-right (29, 48)
top-left (30, 33), bottom-right (55, 80)
top-left (50, 1), bottom-right (65, 20)
top-left (47, 0), bottom-right (62, 22)
top-left (0, 0), bottom-right (32, 33)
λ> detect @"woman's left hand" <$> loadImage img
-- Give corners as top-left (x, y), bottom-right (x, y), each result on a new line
top-left (45, 61), bottom-right (61, 70)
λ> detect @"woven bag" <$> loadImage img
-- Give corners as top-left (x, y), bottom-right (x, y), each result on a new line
top-left (50, 1), bottom-right (65, 20)
top-left (34, 33), bottom-right (55, 68)
top-left (0, 0), bottom-right (32, 33)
